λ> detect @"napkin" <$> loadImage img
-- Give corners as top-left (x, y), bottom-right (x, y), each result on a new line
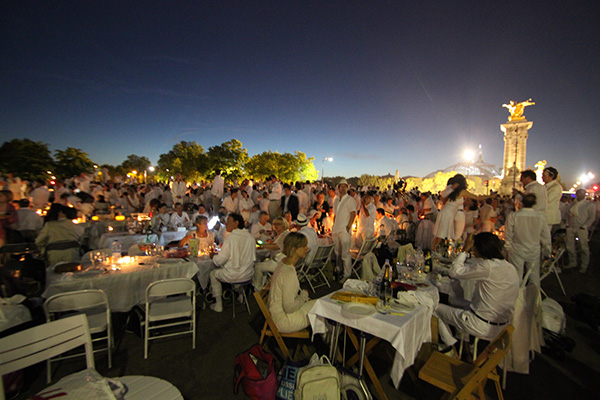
top-left (0, 294), bottom-right (26, 305)
top-left (342, 279), bottom-right (370, 293)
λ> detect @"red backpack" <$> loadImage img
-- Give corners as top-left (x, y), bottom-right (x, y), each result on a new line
top-left (234, 344), bottom-right (278, 400)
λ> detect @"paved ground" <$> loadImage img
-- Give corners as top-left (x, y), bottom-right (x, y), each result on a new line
top-left (13, 232), bottom-right (600, 400)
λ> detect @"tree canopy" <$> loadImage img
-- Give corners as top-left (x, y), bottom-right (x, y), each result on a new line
top-left (245, 150), bottom-right (317, 183)
top-left (0, 139), bottom-right (54, 181)
top-left (157, 141), bottom-right (208, 181)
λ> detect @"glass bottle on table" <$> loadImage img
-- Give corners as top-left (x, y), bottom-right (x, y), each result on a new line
top-left (379, 259), bottom-right (392, 304)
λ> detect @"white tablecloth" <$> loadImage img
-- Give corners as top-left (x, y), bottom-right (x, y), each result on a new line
top-left (190, 256), bottom-right (216, 289)
top-left (42, 257), bottom-right (199, 312)
top-left (98, 233), bottom-right (160, 252)
top-left (308, 290), bottom-right (432, 388)
top-left (158, 230), bottom-right (188, 246)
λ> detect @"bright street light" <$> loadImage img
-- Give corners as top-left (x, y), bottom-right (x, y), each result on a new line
top-left (463, 149), bottom-right (475, 162)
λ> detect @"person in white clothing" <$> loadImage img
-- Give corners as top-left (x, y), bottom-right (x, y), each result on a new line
top-left (237, 190), bottom-right (254, 223)
top-left (169, 202), bottom-right (191, 229)
top-left (542, 167), bottom-right (562, 230)
top-left (211, 169), bottom-right (224, 214)
top-left (251, 211), bottom-right (272, 242)
top-left (435, 232), bottom-right (520, 346)
top-left (222, 189), bottom-right (239, 215)
top-left (565, 189), bottom-right (596, 273)
top-left (514, 169), bottom-right (547, 214)
top-left (171, 174), bottom-right (187, 204)
top-left (209, 213), bottom-right (256, 312)
top-left (268, 232), bottom-right (316, 333)
top-left (267, 175), bottom-right (282, 221)
top-left (252, 217), bottom-right (289, 290)
top-left (505, 193), bottom-right (552, 285)
top-left (332, 180), bottom-right (357, 281)
top-left (296, 214), bottom-right (318, 266)
top-left (29, 181), bottom-right (50, 210)
top-left (295, 182), bottom-right (309, 216)
top-left (355, 192), bottom-right (376, 250)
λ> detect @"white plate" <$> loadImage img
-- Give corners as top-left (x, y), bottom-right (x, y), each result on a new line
top-left (341, 302), bottom-right (376, 317)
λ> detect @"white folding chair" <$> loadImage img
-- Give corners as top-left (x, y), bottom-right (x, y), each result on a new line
top-left (145, 278), bottom-right (196, 359)
top-left (349, 237), bottom-right (378, 279)
top-left (44, 289), bottom-right (112, 383)
top-left (540, 247), bottom-right (566, 297)
top-left (0, 314), bottom-right (95, 400)
top-left (297, 244), bottom-right (334, 292)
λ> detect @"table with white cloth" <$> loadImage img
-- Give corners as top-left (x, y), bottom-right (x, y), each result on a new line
top-left (158, 230), bottom-right (188, 246)
top-left (42, 257), bottom-right (199, 312)
top-left (190, 256), bottom-right (216, 290)
top-left (308, 285), bottom-right (437, 400)
top-left (82, 220), bottom-right (128, 249)
top-left (97, 233), bottom-right (160, 252)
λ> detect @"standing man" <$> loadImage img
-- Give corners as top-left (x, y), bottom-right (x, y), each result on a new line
top-left (211, 169), bottom-right (224, 215)
top-left (565, 189), bottom-right (596, 274)
top-left (281, 184), bottom-right (299, 221)
top-left (505, 193), bottom-right (551, 285)
top-left (222, 188), bottom-right (239, 215)
top-left (171, 173), bottom-right (187, 205)
top-left (268, 175), bottom-right (282, 221)
top-left (514, 169), bottom-right (547, 215)
top-left (209, 213), bottom-right (256, 312)
top-left (332, 179), bottom-right (357, 282)
top-left (542, 166), bottom-right (562, 232)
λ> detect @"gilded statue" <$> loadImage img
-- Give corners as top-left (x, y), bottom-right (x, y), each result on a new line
top-left (502, 98), bottom-right (535, 121)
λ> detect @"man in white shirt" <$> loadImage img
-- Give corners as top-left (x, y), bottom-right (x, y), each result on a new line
top-left (505, 193), bottom-right (551, 285)
top-left (565, 189), bottom-right (596, 273)
top-left (251, 211), bottom-right (272, 242)
top-left (171, 174), bottom-right (187, 204)
top-left (29, 181), bottom-right (50, 210)
top-left (169, 202), bottom-right (191, 229)
top-left (74, 172), bottom-right (91, 194)
top-left (268, 175), bottom-right (282, 221)
top-left (222, 188), bottom-right (239, 215)
top-left (54, 181), bottom-right (71, 204)
top-left (296, 214), bottom-right (318, 266)
top-left (376, 208), bottom-right (399, 249)
top-left (13, 199), bottom-right (43, 238)
top-left (514, 169), bottom-right (547, 215)
top-left (295, 182), bottom-right (309, 216)
top-left (211, 169), bottom-right (224, 214)
top-left (209, 213), bottom-right (256, 312)
top-left (332, 179), bottom-right (357, 281)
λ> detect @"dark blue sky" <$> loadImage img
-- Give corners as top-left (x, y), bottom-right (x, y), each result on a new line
top-left (2, 1), bottom-right (599, 184)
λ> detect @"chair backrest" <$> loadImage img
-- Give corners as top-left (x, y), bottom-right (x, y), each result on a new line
top-left (309, 244), bottom-right (335, 267)
top-left (0, 314), bottom-right (94, 399)
top-left (253, 288), bottom-right (291, 359)
top-left (0, 242), bottom-right (37, 255)
top-left (359, 237), bottom-right (378, 256)
top-left (473, 324), bottom-right (514, 368)
top-left (453, 325), bottom-right (514, 399)
top-left (44, 290), bottom-right (110, 316)
top-left (45, 240), bottom-right (81, 252)
top-left (146, 278), bottom-right (195, 299)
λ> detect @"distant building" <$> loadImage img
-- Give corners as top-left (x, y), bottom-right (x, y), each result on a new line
top-left (424, 151), bottom-right (501, 182)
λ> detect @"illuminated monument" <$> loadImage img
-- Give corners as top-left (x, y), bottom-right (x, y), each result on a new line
top-left (500, 99), bottom-right (535, 194)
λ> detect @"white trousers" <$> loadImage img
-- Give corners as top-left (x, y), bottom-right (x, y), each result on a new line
top-left (333, 230), bottom-right (352, 278)
top-left (566, 227), bottom-right (590, 270)
top-left (435, 303), bottom-right (507, 347)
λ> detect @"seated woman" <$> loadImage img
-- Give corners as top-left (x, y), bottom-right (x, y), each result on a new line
top-left (179, 215), bottom-right (215, 252)
top-left (253, 217), bottom-right (289, 290)
top-left (268, 232), bottom-right (316, 333)
top-left (434, 232), bottom-right (519, 346)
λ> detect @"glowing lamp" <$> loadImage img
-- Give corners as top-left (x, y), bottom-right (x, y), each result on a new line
top-left (92, 216), bottom-right (99, 221)
top-left (115, 215), bottom-right (126, 221)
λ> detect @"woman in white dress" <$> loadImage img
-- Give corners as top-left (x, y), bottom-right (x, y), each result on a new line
top-left (179, 215), bottom-right (215, 251)
top-left (268, 232), bottom-right (316, 333)
top-left (433, 174), bottom-right (492, 250)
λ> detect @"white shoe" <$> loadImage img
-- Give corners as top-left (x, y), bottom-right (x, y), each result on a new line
top-left (210, 303), bottom-right (223, 313)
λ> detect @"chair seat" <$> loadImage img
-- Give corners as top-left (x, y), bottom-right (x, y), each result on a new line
top-left (418, 351), bottom-right (475, 394)
top-left (148, 297), bottom-right (193, 321)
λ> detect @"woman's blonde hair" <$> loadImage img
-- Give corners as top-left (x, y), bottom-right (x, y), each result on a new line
top-left (272, 216), bottom-right (289, 230)
top-left (282, 232), bottom-right (307, 256)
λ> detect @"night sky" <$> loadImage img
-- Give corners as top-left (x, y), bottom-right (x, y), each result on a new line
top-left (2, 1), bottom-right (599, 184)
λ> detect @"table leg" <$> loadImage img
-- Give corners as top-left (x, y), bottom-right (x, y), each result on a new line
top-left (346, 327), bottom-right (389, 400)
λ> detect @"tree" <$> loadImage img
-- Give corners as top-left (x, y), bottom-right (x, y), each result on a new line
top-left (245, 151), bottom-right (317, 183)
top-left (207, 139), bottom-right (249, 182)
top-left (54, 147), bottom-right (95, 180)
top-left (120, 154), bottom-right (151, 174)
top-left (157, 141), bottom-right (208, 181)
top-left (357, 174), bottom-right (395, 189)
top-left (0, 138), bottom-right (54, 181)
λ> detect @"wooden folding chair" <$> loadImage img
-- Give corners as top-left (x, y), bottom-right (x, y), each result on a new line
top-left (253, 288), bottom-right (311, 361)
top-left (418, 325), bottom-right (514, 400)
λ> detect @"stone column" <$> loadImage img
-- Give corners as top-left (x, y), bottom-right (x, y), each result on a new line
top-left (500, 120), bottom-right (533, 195)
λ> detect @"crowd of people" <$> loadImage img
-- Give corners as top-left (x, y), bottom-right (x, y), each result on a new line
top-left (1, 165), bottom-right (599, 337)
